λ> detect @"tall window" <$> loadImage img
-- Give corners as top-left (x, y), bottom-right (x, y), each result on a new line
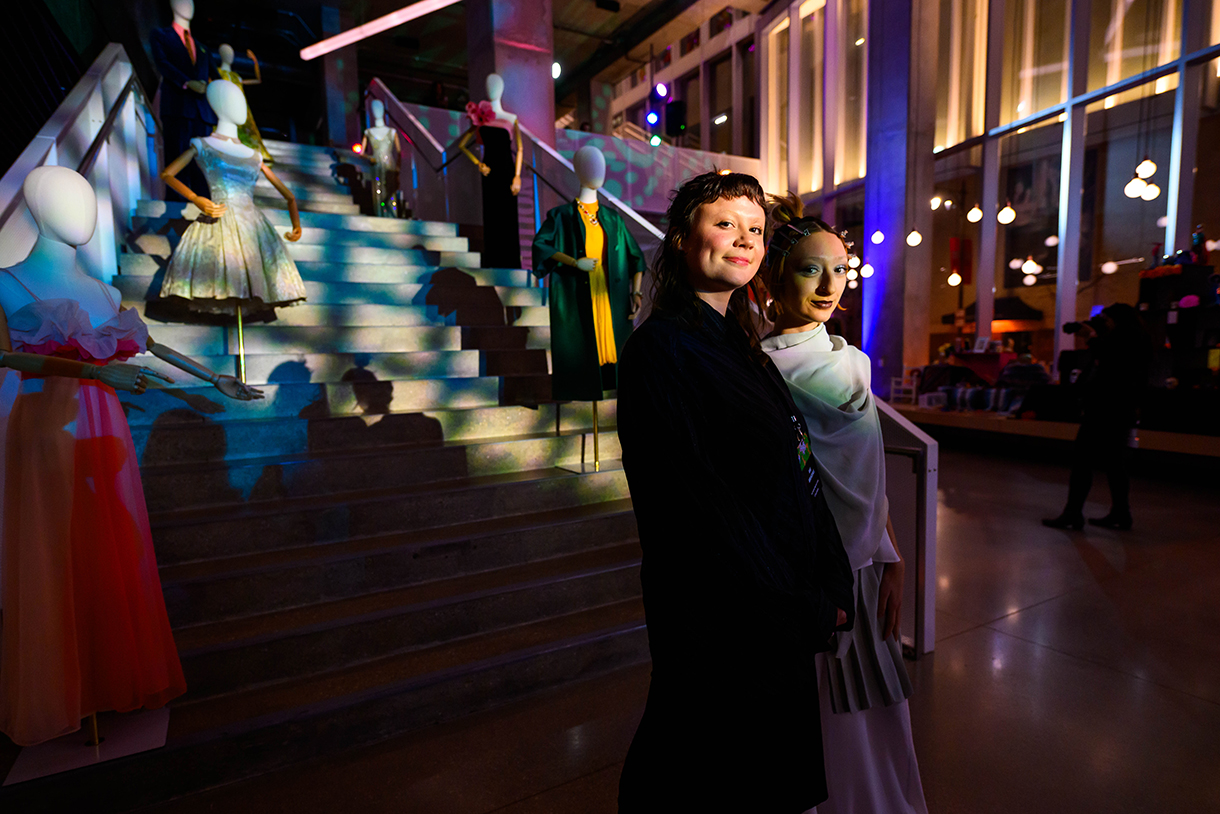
top-left (1089, 0), bottom-right (1182, 106)
top-left (742, 38), bottom-right (759, 158)
top-left (1000, 0), bottom-right (1070, 124)
top-left (837, 0), bottom-right (868, 183)
top-left (935, 0), bottom-right (988, 151)
top-left (710, 54), bottom-right (733, 154)
top-left (769, 18), bottom-right (791, 187)
top-left (801, 1), bottom-right (826, 192)
top-left (683, 71), bottom-right (702, 150)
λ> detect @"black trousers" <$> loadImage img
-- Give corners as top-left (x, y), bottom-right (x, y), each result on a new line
top-left (1065, 420), bottom-right (1132, 517)
top-left (162, 113), bottom-right (213, 201)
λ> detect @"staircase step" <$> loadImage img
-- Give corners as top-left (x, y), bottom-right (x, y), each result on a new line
top-left (128, 300), bottom-right (549, 328)
top-left (132, 400), bottom-right (613, 465)
top-left (115, 277), bottom-right (543, 309)
top-left (161, 499), bottom-right (636, 626)
top-left (174, 548), bottom-right (641, 698)
top-left (132, 201), bottom-right (458, 235)
top-left (0, 609), bottom-right (647, 813)
top-left (286, 243), bottom-right (481, 267)
top-left (147, 466), bottom-right (630, 565)
top-left (139, 428), bottom-right (621, 514)
top-left (254, 186), bottom-right (356, 206)
top-left (259, 197), bottom-right (361, 216)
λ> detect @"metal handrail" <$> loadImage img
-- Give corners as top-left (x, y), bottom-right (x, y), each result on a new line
top-left (78, 75), bottom-right (136, 176)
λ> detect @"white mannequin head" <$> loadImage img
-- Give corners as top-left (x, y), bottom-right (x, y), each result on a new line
top-left (218, 43), bottom-right (234, 67)
top-left (486, 73), bottom-right (504, 103)
top-left (207, 79), bottom-right (248, 126)
top-left (574, 146), bottom-right (606, 191)
top-left (23, 166), bottom-right (97, 247)
top-left (370, 98), bottom-right (385, 124)
top-left (170, 0), bottom-right (194, 24)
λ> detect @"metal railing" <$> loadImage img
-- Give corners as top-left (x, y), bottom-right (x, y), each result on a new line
top-left (0, 43), bottom-right (158, 281)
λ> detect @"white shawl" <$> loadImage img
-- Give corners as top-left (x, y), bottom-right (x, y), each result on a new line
top-left (761, 324), bottom-right (898, 570)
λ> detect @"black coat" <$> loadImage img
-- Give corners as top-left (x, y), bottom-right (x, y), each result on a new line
top-left (616, 301), bottom-right (855, 813)
top-left (149, 26), bottom-right (217, 125)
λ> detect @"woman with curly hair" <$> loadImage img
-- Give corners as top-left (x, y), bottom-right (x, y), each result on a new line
top-left (757, 193), bottom-right (927, 813)
top-left (616, 172), bottom-right (854, 813)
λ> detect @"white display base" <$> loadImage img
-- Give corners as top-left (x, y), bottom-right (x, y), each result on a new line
top-left (3, 707), bottom-right (170, 785)
top-left (558, 459), bottom-right (623, 475)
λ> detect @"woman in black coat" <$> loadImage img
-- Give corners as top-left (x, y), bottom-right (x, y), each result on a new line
top-left (616, 171), bottom-right (855, 813)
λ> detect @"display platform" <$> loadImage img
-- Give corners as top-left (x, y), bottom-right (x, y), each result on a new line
top-left (2, 708), bottom-right (170, 785)
top-left (892, 405), bottom-right (1220, 458)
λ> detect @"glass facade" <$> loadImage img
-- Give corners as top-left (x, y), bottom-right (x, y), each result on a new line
top-left (999, 0), bottom-right (1070, 125)
top-left (769, 18), bottom-right (791, 188)
top-left (935, 0), bottom-right (987, 151)
top-left (800, 2), bottom-right (825, 192)
top-left (837, 0), bottom-right (868, 183)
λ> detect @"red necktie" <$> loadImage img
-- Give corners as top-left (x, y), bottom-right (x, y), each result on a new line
top-left (183, 29), bottom-right (196, 65)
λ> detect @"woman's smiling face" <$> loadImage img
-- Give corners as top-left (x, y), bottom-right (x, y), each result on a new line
top-left (682, 196), bottom-right (766, 305)
top-left (774, 230), bottom-right (849, 332)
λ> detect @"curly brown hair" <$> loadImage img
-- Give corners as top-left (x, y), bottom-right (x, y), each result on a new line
top-left (650, 171), bottom-right (769, 353)
top-left (758, 192), bottom-right (850, 324)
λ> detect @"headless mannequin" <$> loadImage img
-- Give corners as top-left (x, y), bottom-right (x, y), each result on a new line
top-left (457, 73), bottom-right (523, 196)
top-left (0, 165), bottom-right (262, 400)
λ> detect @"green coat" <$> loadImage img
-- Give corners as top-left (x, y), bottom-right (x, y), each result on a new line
top-left (531, 201), bottom-right (648, 401)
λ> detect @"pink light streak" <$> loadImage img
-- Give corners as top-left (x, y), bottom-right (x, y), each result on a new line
top-left (300, 0), bottom-right (462, 61)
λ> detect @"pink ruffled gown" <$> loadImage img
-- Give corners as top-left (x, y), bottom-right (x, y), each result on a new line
top-left (0, 286), bottom-right (185, 747)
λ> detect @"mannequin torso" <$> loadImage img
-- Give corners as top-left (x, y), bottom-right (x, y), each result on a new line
top-left (0, 237), bottom-right (120, 327)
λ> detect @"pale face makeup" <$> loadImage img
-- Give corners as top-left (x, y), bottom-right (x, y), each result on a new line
top-left (683, 196), bottom-right (766, 315)
top-left (773, 231), bottom-right (849, 334)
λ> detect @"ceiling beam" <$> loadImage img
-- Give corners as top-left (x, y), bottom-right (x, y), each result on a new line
top-left (554, 0), bottom-right (702, 99)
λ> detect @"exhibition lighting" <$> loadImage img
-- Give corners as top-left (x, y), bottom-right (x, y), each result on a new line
top-left (906, 230), bottom-right (923, 247)
top-left (1101, 261), bottom-right (1119, 274)
top-left (552, 62), bottom-right (562, 80)
top-left (847, 268), bottom-right (859, 281)
top-left (1124, 175), bottom-right (1147, 198)
top-left (943, 200), bottom-right (953, 210)
top-left (947, 271), bottom-right (962, 287)
top-left (300, 0), bottom-right (462, 60)
top-left (855, 37), bottom-right (865, 46)
top-left (1157, 215), bottom-right (1169, 227)
top-left (1136, 157), bottom-right (1157, 179)
top-left (860, 263), bottom-right (875, 278)
top-left (649, 134), bottom-right (662, 146)
top-left (714, 114), bottom-right (729, 125)
top-left (1208, 240), bottom-right (1219, 252)
top-left (848, 279), bottom-right (859, 289)
top-left (646, 111), bottom-right (659, 126)
top-left (1021, 257), bottom-right (1041, 275)
top-left (1140, 182), bottom-right (1161, 201)
top-left (848, 255), bottom-right (861, 268)
top-left (718, 169), bottom-right (732, 175)
top-left (655, 82), bottom-right (669, 97)
top-left (966, 205), bottom-right (983, 223)
top-left (351, 143), bottom-right (363, 154)
top-left (1044, 235), bottom-right (1059, 247)
top-left (870, 230), bottom-right (885, 244)
top-left (997, 204), bottom-right (1016, 225)
top-left (1008, 258), bottom-right (1023, 270)
top-left (1022, 274), bottom-right (1037, 286)
top-left (930, 196), bottom-right (942, 210)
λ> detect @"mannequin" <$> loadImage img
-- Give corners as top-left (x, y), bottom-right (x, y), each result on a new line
top-left (150, 0), bottom-right (216, 201)
top-left (531, 146), bottom-right (648, 469)
top-left (0, 165), bottom-right (262, 748)
top-left (160, 79), bottom-right (306, 381)
top-left (458, 73), bottom-right (524, 269)
top-left (216, 43), bottom-right (273, 164)
top-left (361, 99), bottom-right (401, 218)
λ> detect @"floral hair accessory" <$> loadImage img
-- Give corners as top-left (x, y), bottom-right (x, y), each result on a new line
top-left (465, 100), bottom-right (496, 127)
top-left (766, 218), bottom-right (852, 267)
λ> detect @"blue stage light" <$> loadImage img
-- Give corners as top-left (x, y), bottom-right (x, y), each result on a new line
top-left (646, 111), bottom-right (659, 126)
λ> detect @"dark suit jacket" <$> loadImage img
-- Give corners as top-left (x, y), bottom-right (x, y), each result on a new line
top-left (150, 26), bottom-right (217, 123)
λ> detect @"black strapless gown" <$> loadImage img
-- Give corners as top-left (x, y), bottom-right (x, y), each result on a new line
top-left (479, 126), bottom-right (521, 269)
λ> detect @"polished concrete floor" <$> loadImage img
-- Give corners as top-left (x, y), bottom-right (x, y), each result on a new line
top-left (139, 447), bottom-right (1220, 813)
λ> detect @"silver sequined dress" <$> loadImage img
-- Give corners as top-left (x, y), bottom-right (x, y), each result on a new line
top-left (161, 138), bottom-right (306, 314)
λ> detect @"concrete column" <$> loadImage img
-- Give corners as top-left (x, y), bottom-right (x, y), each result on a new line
top-left (321, 4), bottom-right (359, 147)
top-left (787, 4), bottom-right (801, 194)
top-left (974, 0), bottom-right (1006, 342)
top-left (731, 39), bottom-right (744, 154)
top-left (467, 0), bottom-right (556, 146)
top-left (862, 0), bottom-right (938, 395)
top-left (1165, 0), bottom-right (1209, 255)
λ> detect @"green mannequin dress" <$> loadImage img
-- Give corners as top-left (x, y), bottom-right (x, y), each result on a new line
top-left (531, 201), bottom-right (648, 401)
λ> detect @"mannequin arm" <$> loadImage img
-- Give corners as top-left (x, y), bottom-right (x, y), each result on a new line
top-left (0, 351), bottom-right (171, 393)
top-left (629, 271), bottom-right (645, 318)
top-left (260, 165), bottom-right (302, 241)
top-left (457, 128), bottom-right (488, 175)
top-left (146, 337), bottom-right (264, 400)
top-left (161, 147), bottom-right (227, 217)
top-left (245, 49), bottom-right (262, 85)
top-left (360, 133), bottom-right (370, 160)
top-left (548, 252), bottom-right (596, 272)
top-left (511, 121), bottom-right (523, 195)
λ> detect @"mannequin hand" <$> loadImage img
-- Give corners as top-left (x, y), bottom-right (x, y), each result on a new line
top-left (195, 197), bottom-right (227, 218)
top-left (510, 177), bottom-right (521, 195)
top-left (877, 559), bottom-right (905, 641)
top-left (186, 80), bottom-right (207, 94)
top-left (214, 375), bottom-right (265, 400)
top-left (97, 363), bottom-right (174, 394)
top-left (575, 257), bottom-right (597, 272)
top-left (477, 162), bottom-right (490, 176)
top-left (628, 291), bottom-right (643, 319)
top-left (284, 226), bottom-right (302, 242)
top-left (246, 49), bottom-right (257, 61)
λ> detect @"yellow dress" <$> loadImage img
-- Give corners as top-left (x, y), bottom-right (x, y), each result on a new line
top-left (576, 201), bottom-right (617, 365)
top-left (218, 68), bottom-right (273, 164)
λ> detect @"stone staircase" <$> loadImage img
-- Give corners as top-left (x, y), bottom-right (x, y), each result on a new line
top-left (0, 140), bottom-right (647, 811)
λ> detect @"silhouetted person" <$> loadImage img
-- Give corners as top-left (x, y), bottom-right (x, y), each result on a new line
top-left (1044, 303), bottom-right (1152, 530)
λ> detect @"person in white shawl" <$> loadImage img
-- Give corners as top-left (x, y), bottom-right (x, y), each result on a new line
top-left (759, 194), bottom-right (927, 814)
